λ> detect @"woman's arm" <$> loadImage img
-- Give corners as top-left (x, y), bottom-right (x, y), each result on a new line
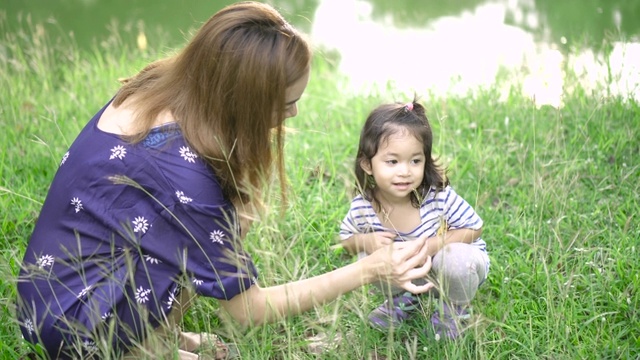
top-left (218, 239), bottom-right (434, 326)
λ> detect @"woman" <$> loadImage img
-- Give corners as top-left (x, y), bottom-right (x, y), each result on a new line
top-left (16, 2), bottom-right (433, 359)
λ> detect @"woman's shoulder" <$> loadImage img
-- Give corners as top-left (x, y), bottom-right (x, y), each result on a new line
top-left (139, 126), bottom-right (227, 204)
top-left (67, 116), bottom-right (223, 206)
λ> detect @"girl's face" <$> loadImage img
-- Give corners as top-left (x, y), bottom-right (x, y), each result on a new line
top-left (362, 127), bottom-right (425, 203)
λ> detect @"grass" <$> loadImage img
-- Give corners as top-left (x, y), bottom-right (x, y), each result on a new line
top-left (1, 12), bottom-right (639, 360)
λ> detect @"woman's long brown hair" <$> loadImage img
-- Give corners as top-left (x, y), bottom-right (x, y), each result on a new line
top-left (113, 2), bottom-right (312, 204)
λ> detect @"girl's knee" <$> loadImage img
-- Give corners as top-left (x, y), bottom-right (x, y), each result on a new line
top-left (433, 243), bottom-right (486, 280)
top-left (433, 243), bottom-right (472, 266)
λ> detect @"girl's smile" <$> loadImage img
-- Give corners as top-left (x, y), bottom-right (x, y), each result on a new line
top-left (362, 126), bottom-right (425, 203)
top-left (392, 182), bottom-right (413, 191)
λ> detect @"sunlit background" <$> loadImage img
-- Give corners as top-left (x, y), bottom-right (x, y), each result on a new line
top-left (313, 0), bottom-right (639, 107)
top-left (3, 0), bottom-right (639, 107)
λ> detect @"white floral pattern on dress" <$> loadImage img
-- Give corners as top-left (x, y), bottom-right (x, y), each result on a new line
top-left (132, 216), bottom-right (149, 233)
top-left (175, 190), bottom-right (193, 204)
top-left (192, 278), bottom-right (204, 286)
top-left (83, 339), bottom-right (98, 352)
top-left (166, 286), bottom-right (179, 310)
top-left (210, 230), bottom-right (225, 245)
top-left (60, 151), bottom-right (69, 165)
top-left (144, 254), bottom-right (161, 264)
top-left (101, 312), bottom-right (113, 321)
top-left (109, 145), bottom-right (127, 160)
top-left (166, 286), bottom-right (180, 310)
top-left (77, 285), bottom-right (92, 299)
top-left (179, 146), bottom-right (198, 163)
top-left (36, 254), bottom-right (55, 269)
top-left (135, 286), bottom-right (152, 304)
top-left (70, 197), bottom-right (83, 213)
top-left (24, 318), bottom-right (34, 335)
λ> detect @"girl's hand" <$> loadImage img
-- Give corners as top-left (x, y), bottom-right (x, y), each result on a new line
top-left (363, 231), bottom-right (396, 255)
top-left (367, 238), bottom-right (434, 294)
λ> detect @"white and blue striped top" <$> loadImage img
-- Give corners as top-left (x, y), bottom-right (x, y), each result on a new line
top-left (339, 186), bottom-right (487, 257)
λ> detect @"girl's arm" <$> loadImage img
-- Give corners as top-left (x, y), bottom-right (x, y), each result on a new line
top-left (424, 227), bottom-right (482, 257)
top-left (341, 231), bottom-right (396, 255)
top-left (426, 186), bottom-right (483, 256)
top-left (218, 239), bottom-right (434, 326)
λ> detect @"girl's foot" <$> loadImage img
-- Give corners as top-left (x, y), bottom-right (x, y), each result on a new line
top-left (430, 303), bottom-right (471, 340)
top-left (368, 292), bottom-right (420, 330)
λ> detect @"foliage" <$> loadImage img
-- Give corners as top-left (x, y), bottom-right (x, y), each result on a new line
top-left (1, 11), bottom-right (639, 360)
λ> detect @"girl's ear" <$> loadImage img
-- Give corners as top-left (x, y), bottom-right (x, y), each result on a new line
top-left (360, 159), bottom-right (373, 175)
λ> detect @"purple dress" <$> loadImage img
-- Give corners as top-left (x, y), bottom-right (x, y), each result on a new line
top-left (17, 101), bottom-right (258, 359)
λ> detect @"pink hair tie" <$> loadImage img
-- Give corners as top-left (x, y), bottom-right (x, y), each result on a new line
top-left (404, 102), bottom-right (413, 112)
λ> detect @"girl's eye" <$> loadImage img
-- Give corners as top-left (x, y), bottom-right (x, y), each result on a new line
top-left (386, 160), bottom-right (397, 165)
top-left (411, 159), bottom-right (422, 164)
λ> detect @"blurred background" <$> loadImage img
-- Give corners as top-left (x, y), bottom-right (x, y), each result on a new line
top-left (3, 0), bottom-right (639, 105)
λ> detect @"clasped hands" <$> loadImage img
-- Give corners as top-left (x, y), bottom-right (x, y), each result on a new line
top-left (368, 234), bottom-right (435, 294)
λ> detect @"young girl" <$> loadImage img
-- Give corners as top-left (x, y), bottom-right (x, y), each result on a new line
top-left (340, 99), bottom-right (490, 339)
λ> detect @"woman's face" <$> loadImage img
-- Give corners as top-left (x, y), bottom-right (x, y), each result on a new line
top-left (273, 68), bottom-right (310, 126)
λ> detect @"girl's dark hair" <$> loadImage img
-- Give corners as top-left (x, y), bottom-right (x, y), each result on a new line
top-left (114, 2), bottom-right (311, 205)
top-left (354, 98), bottom-right (449, 209)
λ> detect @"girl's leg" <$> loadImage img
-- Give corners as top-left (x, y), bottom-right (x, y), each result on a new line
top-left (432, 242), bottom-right (488, 305)
top-left (429, 242), bottom-right (488, 339)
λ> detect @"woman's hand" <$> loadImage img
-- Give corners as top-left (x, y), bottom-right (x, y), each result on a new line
top-left (366, 238), bottom-right (434, 294)
top-left (219, 234), bottom-right (434, 326)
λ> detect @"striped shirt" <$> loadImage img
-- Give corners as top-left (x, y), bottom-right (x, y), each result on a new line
top-left (339, 186), bottom-right (487, 257)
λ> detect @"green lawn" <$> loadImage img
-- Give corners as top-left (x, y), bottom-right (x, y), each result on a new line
top-left (1, 17), bottom-right (639, 360)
